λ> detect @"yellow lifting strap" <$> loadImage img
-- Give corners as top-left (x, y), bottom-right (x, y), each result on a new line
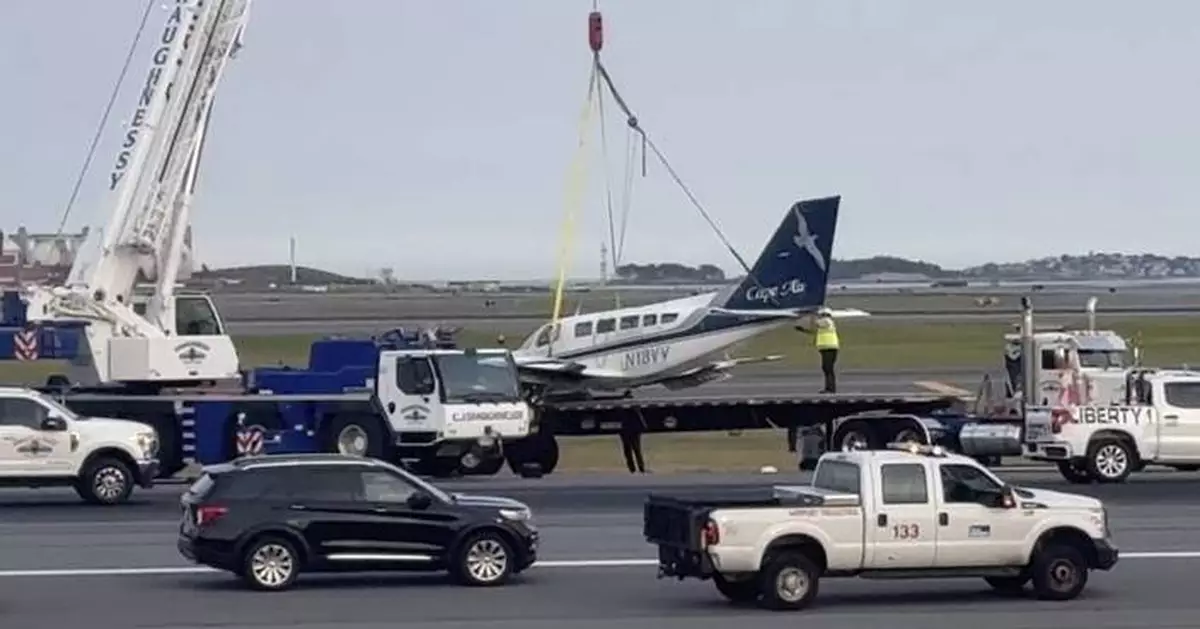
top-left (550, 63), bottom-right (599, 331)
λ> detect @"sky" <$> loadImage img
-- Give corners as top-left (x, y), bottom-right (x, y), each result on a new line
top-left (2, 0), bottom-right (1198, 281)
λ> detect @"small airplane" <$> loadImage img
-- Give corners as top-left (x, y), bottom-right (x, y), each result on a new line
top-left (511, 195), bottom-right (868, 398)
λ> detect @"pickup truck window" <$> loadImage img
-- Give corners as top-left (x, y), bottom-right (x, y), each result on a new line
top-left (1164, 382), bottom-right (1200, 408)
top-left (880, 463), bottom-right (929, 505)
top-left (0, 398), bottom-right (49, 430)
top-left (939, 463), bottom-right (1002, 503)
top-left (812, 460), bottom-right (861, 494)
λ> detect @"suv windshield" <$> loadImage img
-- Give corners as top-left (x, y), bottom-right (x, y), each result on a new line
top-left (433, 353), bottom-right (520, 403)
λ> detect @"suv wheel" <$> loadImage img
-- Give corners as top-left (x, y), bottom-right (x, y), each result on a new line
top-left (1030, 544), bottom-right (1088, 601)
top-left (713, 573), bottom-right (760, 603)
top-left (75, 457), bottom-right (134, 505)
top-left (1086, 439), bottom-right (1134, 483)
top-left (757, 552), bottom-right (821, 611)
top-left (241, 536), bottom-right (301, 591)
top-left (453, 531), bottom-right (514, 586)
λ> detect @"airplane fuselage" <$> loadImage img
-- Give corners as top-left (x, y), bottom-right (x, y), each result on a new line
top-left (514, 293), bottom-right (796, 392)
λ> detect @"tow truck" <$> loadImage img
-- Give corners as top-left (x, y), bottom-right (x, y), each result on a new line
top-left (644, 443), bottom-right (1117, 611)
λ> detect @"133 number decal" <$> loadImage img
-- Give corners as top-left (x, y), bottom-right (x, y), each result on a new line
top-left (891, 523), bottom-right (921, 540)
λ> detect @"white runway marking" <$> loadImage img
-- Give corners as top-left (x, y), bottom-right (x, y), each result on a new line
top-left (0, 552), bottom-right (1197, 578)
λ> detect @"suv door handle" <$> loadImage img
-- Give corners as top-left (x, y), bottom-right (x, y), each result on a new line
top-left (877, 514), bottom-right (887, 527)
top-left (373, 506), bottom-right (389, 513)
top-left (289, 504), bottom-right (306, 510)
top-left (939, 512), bottom-right (949, 526)
top-left (1164, 414), bottom-right (1179, 420)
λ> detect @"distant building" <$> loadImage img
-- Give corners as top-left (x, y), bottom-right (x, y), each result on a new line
top-left (0, 225), bottom-right (197, 288)
top-left (0, 227), bottom-right (89, 287)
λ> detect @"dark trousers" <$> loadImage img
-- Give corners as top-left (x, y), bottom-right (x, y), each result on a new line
top-left (620, 430), bottom-right (646, 473)
top-left (820, 348), bottom-right (838, 393)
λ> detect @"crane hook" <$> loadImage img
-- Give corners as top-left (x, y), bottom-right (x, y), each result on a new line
top-left (588, 11), bottom-right (603, 53)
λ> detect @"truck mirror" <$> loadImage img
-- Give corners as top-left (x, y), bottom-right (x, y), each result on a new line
top-left (40, 415), bottom-right (68, 432)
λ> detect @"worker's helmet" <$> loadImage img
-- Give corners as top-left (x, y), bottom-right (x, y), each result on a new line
top-left (817, 307), bottom-right (832, 317)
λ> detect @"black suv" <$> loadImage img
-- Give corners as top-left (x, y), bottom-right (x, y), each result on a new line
top-left (177, 453), bottom-right (538, 591)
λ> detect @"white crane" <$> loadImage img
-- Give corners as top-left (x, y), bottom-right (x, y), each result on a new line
top-left (21, 0), bottom-right (252, 387)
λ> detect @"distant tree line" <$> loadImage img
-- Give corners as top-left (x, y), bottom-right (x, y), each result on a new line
top-left (614, 263), bottom-right (726, 283)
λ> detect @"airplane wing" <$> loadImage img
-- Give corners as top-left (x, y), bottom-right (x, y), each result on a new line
top-left (510, 355), bottom-right (626, 380)
top-left (655, 354), bottom-right (784, 390)
top-left (710, 306), bottom-right (871, 319)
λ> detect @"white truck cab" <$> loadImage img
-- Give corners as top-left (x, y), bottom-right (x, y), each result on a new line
top-left (1025, 368), bottom-right (1200, 483)
top-left (0, 386), bottom-right (160, 504)
top-left (375, 348), bottom-right (533, 475)
top-left (644, 444), bottom-right (1117, 611)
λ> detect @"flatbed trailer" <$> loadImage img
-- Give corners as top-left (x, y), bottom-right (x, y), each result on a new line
top-left (38, 387), bottom-right (964, 479)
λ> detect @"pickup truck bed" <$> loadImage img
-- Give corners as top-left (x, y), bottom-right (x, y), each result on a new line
top-left (644, 487), bottom-right (838, 579)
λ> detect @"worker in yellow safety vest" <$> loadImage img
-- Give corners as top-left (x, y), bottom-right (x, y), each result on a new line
top-left (797, 307), bottom-right (840, 393)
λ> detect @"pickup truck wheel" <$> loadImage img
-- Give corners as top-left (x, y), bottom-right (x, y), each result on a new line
top-left (713, 573), bottom-right (760, 604)
top-left (1086, 439), bottom-right (1133, 483)
top-left (1056, 461), bottom-right (1093, 484)
top-left (1030, 544), bottom-right (1088, 601)
top-left (757, 552), bottom-right (820, 611)
top-left (984, 575), bottom-right (1029, 596)
top-left (75, 457), bottom-right (134, 505)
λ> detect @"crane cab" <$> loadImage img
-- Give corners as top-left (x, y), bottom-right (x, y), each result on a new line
top-left (130, 291), bottom-right (227, 337)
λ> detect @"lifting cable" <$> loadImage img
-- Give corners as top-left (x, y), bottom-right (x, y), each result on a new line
top-left (587, 13), bottom-right (757, 280)
top-left (55, 0), bottom-right (156, 235)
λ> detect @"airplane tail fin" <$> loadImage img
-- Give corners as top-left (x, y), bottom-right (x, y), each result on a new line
top-left (720, 196), bottom-right (840, 311)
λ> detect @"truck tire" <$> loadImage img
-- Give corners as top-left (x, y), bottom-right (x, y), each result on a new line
top-left (984, 575), bottom-right (1029, 595)
top-left (1056, 461), bottom-right (1093, 484)
top-left (832, 422), bottom-right (874, 452)
top-left (713, 573), bottom-right (760, 603)
top-left (1085, 438), bottom-right (1134, 483)
top-left (75, 456), bottom-right (135, 505)
top-left (324, 414), bottom-right (387, 459)
top-left (1029, 544), bottom-right (1088, 601)
top-left (757, 551), bottom-right (821, 611)
top-left (462, 455), bottom-right (505, 476)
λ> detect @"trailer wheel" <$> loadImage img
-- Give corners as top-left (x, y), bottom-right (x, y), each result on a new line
top-left (832, 422), bottom-right (875, 452)
top-left (324, 414), bottom-right (387, 459)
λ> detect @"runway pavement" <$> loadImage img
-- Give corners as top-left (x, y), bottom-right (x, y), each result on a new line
top-left (2, 471), bottom-right (1199, 628)
top-left (211, 287), bottom-right (1200, 337)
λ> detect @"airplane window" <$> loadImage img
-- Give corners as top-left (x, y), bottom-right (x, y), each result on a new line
top-left (660, 313), bottom-right (679, 324)
top-left (619, 316), bottom-right (639, 330)
top-left (574, 321), bottom-right (593, 337)
top-left (642, 314), bottom-right (657, 326)
top-left (596, 319), bottom-right (616, 333)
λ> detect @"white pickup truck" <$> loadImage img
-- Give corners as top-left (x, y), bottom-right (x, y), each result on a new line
top-left (1024, 369), bottom-right (1200, 483)
top-left (643, 444), bottom-right (1117, 611)
top-left (0, 387), bottom-right (160, 504)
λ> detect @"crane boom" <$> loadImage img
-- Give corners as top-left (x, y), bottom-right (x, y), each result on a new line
top-left (21, 0), bottom-right (251, 387)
